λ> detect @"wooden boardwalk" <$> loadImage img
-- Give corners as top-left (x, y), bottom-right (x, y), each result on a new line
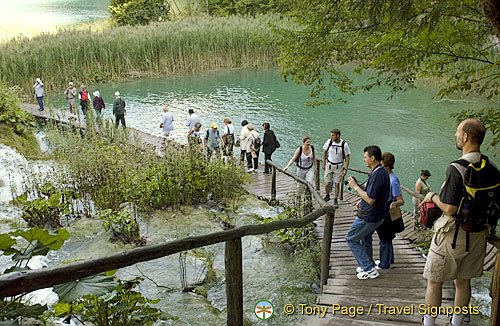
top-left (245, 170), bottom-right (497, 325)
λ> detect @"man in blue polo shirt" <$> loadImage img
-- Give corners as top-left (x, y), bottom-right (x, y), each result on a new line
top-left (346, 145), bottom-right (390, 280)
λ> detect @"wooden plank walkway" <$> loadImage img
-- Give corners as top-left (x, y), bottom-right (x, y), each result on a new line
top-left (245, 170), bottom-right (496, 325)
top-left (21, 103), bottom-right (165, 151)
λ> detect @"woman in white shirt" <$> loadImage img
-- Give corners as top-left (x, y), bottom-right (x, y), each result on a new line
top-left (284, 136), bottom-right (318, 194)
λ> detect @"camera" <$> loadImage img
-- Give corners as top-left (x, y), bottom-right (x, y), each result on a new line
top-left (344, 176), bottom-right (357, 185)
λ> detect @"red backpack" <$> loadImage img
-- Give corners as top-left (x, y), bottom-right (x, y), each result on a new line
top-left (420, 201), bottom-right (442, 228)
top-left (81, 90), bottom-right (89, 101)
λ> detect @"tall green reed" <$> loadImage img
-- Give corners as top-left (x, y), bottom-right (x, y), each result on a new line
top-left (0, 15), bottom-right (289, 96)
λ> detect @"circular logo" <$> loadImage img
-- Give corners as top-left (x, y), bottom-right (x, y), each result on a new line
top-left (254, 300), bottom-right (274, 320)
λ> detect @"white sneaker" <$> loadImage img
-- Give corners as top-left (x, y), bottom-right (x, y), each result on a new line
top-left (357, 267), bottom-right (379, 280)
top-left (246, 168), bottom-right (254, 173)
top-left (356, 266), bottom-right (363, 273)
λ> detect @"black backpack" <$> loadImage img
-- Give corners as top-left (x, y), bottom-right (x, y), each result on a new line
top-left (295, 145), bottom-right (315, 169)
top-left (253, 135), bottom-right (261, 151)
top-left (450, 155), bottom-right (500, 250)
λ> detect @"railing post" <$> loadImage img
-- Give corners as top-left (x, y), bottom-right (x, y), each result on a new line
top-left (490, 253), bottom-right (500, 326)
top-left (271, 166), bottom-right (277, 202)
top-left (225, 238), bottom-right (243, 326)
top-left (340, 176), bottom-right (344, 200)
top-left (315, 160), bottom-right (320, 191)
top-left (320, 211), bottom-right (334, 289)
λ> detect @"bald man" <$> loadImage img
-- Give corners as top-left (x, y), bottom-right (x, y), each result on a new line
top-left (421, 119), bottom-right (499, 326)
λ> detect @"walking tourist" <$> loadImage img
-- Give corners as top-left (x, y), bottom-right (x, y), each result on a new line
top-left (246, 123), bottom-right (260, 173)
top-left (64, 82), bottom-right (77, 116)
top-left (33, 78), bottom-right (44, 111)
top-left (421, 118), bottom-right (499, 326)
top-left (160, 107), bottom-right (174, 141)
top-left (186, 108), bottom-right (201, 133)
top-left (79, 84), bottom-right (90, 118)
top-left (322, 129), bottom-right (351, 208)
top-left (375, 152), bottom-right (405, 270)
top-left (188, 122), bottom-right (203, 151)
top-left (413, 169), bottom-right (432, 220)
top-left (346, 145), bottom-right (390, 280)
top-left (113, 91), bottom-right (126, 128)
top-left (238, 120), bottom-right (252, 169)
top-left (92, 91), bottom-right (105, 123)
top-left (221, 118), bottom-right (235, 157)
top-left (283, 136), bottom-right (318, 194)
top-left (204, 123), bottom-right (220, 160)
top-left (262, 122), bottom-right (279, 175)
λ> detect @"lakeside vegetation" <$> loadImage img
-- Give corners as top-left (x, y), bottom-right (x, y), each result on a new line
top-left (0, 83), bottom-right (39, 158)
top-left (0, 14), bottom-right (287, 97)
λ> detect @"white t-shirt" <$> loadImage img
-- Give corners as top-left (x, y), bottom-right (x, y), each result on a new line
top-left (239, 126), bottom-right (249, 149)
top-left (323, 138), bottom-right (350, 165)
top-left (224, 124), bottom-right (235, 135)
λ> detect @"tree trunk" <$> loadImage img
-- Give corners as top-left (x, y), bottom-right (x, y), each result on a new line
top-left (482, 0), bottom-right (500, 38)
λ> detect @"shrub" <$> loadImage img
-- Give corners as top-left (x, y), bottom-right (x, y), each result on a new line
top-left (109, 0), bottom-right (171, 26)
top-left (0, 83), bottom-right (33, 135)
top-left (44, 124), bottom-right (247, 214)
top-left (101, 208), bottom-right (146, 246)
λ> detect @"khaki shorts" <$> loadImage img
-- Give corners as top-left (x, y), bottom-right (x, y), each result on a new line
top-left (423, 224), bottom-right (488, 282)
top-left (324, 163), bottom-right (343, 183)
top-left (67, 98), bottom-right (76, 108)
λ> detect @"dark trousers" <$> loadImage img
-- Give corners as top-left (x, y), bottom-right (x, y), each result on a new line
top-left (81, 101), bottom-right (88, 117)
top-left (247, 151), bottom-right (259, 170)
top-left (241, 150), bottom-right (252, 168)
top-left (36, 96), bottom-right (44, 110)
top-left (115, 114), bottom-right (126, 128)
top-left (264, 152), bottom-right (273, 174)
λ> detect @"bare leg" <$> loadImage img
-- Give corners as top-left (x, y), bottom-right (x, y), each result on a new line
top-left (325, 182), bottom-right (331, 196)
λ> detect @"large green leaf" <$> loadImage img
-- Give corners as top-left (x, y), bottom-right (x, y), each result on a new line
top-left (12, 241), bottom-right (49, 262)
top-left (11, 227), bottom-right (69, 250)
top-left (53, 273), bottom-right (119, 303)
top-left (0, 234), bottom-right (15, 251)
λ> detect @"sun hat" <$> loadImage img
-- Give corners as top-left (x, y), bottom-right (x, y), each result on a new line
top-left (69, 82), bottom-right (73, 86)
top-left (188, 108), bottom-right (194, 114)
top-left (114, 91), bottom-right (120, 96)
top-left (211, 123), bottom-right (218, 129)
top-left (93, 91), bottom-right (100, 97)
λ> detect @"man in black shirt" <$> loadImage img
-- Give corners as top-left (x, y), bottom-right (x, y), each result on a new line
top-left (421, 119), bottom-right (492, 326)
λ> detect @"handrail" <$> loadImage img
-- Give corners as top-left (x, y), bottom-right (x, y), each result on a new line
top-left (266, 160), bottom-right (333, 211)
top-left (0, 207), bottom-right (326, 298)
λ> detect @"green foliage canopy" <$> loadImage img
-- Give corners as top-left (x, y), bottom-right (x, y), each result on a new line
top-left (275, 0), bottom-right (500, 148)
top-left (109, 0), bottom-right (171, 26)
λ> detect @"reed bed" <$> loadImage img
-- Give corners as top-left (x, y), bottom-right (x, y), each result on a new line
top-left (0, 15), bottom-right (287, 95)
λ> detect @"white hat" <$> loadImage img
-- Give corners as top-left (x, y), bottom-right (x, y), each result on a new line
top-left (93, 91), bottom-right (100, 97)
top-left (35, 78), bottom-right (41, 83)
top-left (114, 91), bottom-right (120, 96)
top-left (69, 82), bottom-right (73, 85)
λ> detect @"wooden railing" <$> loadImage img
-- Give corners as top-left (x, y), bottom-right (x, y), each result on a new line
top-left (0, 161), bottom-right (334, 326)
top-left (346, 166), bottom-right (500, 326)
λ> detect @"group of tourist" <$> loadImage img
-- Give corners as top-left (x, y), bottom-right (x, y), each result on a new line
top-left (63, 82), bottom-right (126, 128)
top-left (182, 110), bottom-right (280, 169)
top-left (279, 120), bottom-right (499, 326)
top-left (332, 119), bottom-right (497, 326)
top-left (31, 79), bottom-right (125, 127)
